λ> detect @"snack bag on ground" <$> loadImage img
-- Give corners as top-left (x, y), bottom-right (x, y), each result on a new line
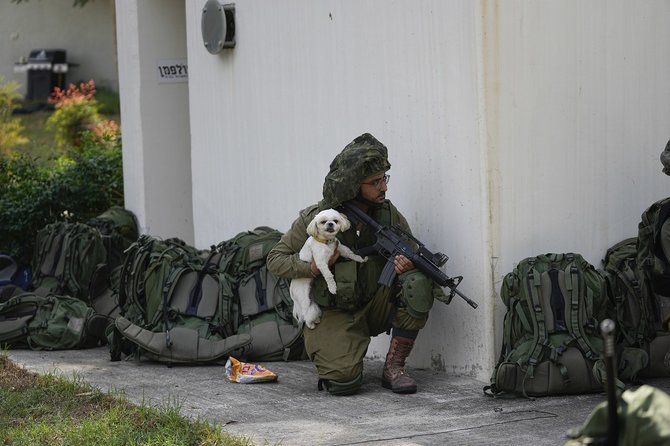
top-left (225, 356), bottom-right (278, 383)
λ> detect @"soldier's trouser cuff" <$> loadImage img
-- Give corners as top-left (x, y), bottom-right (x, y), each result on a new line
top-left (392, 328), bottom-right (418, 340)
top-left (317, 373), bottom-right (363, 396)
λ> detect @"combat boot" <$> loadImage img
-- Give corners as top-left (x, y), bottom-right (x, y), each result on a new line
top-left (381, 336), bottom-right (417, 394)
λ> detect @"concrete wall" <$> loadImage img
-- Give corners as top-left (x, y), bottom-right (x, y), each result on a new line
top-left (184, 0), bottom-right (488, 377)
top-left (0, 0), bottom-right (118, 95)
top-left (116, 0), bottom-right (670, 382)
top-left (115, 0), bottom-right (193, 242)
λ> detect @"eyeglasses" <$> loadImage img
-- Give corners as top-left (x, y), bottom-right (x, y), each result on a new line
top-left (361, 174), bottom-right (390, 189)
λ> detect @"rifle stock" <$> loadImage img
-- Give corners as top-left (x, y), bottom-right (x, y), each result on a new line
top-left (342, 202), bottom-right (477, 309)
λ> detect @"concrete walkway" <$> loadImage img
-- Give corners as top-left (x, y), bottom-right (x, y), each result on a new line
top-left (7, 347), bottom-right (670, 446)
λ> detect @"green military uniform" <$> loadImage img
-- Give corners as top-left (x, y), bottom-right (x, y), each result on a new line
top-left (267, 133), bottom-right (442, 395)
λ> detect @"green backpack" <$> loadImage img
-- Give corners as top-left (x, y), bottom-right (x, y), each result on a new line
top-left (486, 253), bottom-right (616, 397)
top-left (602, 238), bottom-right (654, 348)
top-left (0, 292), bottom-right (103, 350)
top-left (111, 229), bottom-right (305, 364)
top-left (213, 227), bottom-right (284, 280)
top-left (636, 197), bottom-right (670, 328)
top-left (30, 221), bottom-right (107, 302)
top-left (214, 227), bottom-right (305, 361)
top-left (86, 206), bottom-right (140, 271)
top-left (111, 235), bottom-right (249, 364)
top-left (634, 196), bottom-right (670, 377)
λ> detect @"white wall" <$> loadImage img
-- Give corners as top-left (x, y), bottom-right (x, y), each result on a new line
top-left (491, 1), bottom-right (670, 272)
top-left (115, 0), bottom-right (194, 242)
top-left (185, 0), bottom-right (488, 376)
top-left (481, 0), bottom-right (670, 379)
top-left (117, 0), bottom-right (670, 382)
top-left (0, 0), bottom-right (118, 94)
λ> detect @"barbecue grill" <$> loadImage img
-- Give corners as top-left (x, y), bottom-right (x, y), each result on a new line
top-left (14, 49), bottom-right (71, 101)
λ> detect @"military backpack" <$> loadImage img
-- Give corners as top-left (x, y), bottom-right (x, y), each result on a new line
top-left (30, 221), bottom-right (107, 301)
top-left (111, 235), bottom-right (249, 364)
top-left (86, 206), bottom-right (139, 271)
top-left (601, 238), bottom-right (653, 349)
top-left (486, 253), bottom-right (617, 397)
top-left (634, 196), bottom-right (670, 377)
top-left (0, 292), bottom-right (104, 350)
top-left (214, 227), bottom-right (305, 361)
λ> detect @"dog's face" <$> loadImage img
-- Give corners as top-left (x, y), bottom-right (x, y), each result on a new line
top-left (306, 209), bottom-right (351, 240)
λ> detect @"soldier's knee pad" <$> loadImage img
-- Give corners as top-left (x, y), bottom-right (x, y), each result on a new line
top-left (398, 269), bottom-right (434, 319)
top-left (317, 373), bottom-right (363, 396)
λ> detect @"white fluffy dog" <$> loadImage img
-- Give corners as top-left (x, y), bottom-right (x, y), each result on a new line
top-left (290, 208), bottom-right (367, 329)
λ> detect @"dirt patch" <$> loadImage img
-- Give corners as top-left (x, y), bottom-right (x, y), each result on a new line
top-left (0, 355), bottom-right (37, 390)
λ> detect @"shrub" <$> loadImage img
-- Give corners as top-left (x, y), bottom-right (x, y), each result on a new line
top-left (46, 80), bottom-right (105, 150)
top-left (0, 131), bottom-right (124, 264)
top-left (1, 78), bottom-right (124, 265)
top-left (0, 77), bottom-right (28, 154)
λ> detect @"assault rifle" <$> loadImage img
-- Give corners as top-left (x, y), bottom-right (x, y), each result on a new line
top-left (342, 202), bottom-right (477, 309)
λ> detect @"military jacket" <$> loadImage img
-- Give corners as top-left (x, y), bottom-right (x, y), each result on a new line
top-left (266, 200), bottom-right (411, 310)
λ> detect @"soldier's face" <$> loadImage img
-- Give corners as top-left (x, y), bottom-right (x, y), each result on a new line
top-left (360, 172), bottom-right (388, 204)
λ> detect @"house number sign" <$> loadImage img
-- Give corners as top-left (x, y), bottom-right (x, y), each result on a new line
top-left (156, 59), bottom-right (188, 84)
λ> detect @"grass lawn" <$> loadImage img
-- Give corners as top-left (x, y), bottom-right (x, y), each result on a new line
top-left (1, 92), bottom-right (252, 445)
top-left (0, 353), bottom-right (256, 446)
top-left (13, 108), bottom-right (121, 164)
top-left (13, 109), bottom-right (58, 162)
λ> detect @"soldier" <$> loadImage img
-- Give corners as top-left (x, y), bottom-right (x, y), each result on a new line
top-left (660, 139), bottom-right (670, 262)
top-left (267, 133), bottom-right (447, 396)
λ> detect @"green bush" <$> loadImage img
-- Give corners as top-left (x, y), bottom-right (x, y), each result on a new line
top-left (0, 77), bottom-right (28, 154)
top-left (46, 80), bottom-right (107, 151)
top-left (0, 135), bottom-right (124, 264)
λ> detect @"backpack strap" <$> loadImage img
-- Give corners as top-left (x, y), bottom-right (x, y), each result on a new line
top-left (186, 248), bottom-right (217, 316)
top-left (563, 255), bottom-right (600, 364)
top-left (274, 276), bottom-right (293, 321)
top-left (60, 225), bottom-right (84, 297)
top-left (511, 298), bottom-right (533, 337)
top-left (252, 271), bottom-right (268, 313)
top-left (612, 265), bottom-right (646, 346)
top-left (525, 260), bottom-right (549, 383)
top-left (159, 264), bottom-right (183, 348)
top-left (36, 224), bottom-right (66, 279)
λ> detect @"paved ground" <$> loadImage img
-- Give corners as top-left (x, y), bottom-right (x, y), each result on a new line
top-left (7, 347), bottom-right (670, 446)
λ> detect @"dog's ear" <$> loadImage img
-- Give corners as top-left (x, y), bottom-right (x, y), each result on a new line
top-left (339, 212), bottom-right (351, 231)
top-left (306, 217), bottom-right (319, 237)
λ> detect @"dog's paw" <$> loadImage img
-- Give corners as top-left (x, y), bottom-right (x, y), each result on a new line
top-left (360, 256), bottom-right (368, 263)
top-left (304, 303), bottom-right (322, 329)
top-left (305, 317), bottom-right (321, 329)
top-left (324, 278), bottom-right (337, 294)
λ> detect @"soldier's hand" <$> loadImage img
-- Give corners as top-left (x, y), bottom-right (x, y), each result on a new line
top-left (394, 255), bottom-right (415, 274)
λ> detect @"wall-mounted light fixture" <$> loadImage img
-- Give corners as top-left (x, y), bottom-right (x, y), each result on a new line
top-left (201, 1), bottom-right (235, 54)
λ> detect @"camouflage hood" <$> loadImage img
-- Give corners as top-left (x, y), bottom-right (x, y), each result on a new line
top-left (661, 139), bottom-right (670, 175)
top-left (318, 133), bottom-right (391, 210)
